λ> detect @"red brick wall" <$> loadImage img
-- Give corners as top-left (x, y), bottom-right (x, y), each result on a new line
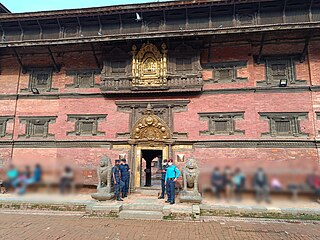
top-left (0, 40), bottom-right (319, 186)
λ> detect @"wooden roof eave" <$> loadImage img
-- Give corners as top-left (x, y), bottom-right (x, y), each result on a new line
top-left (0, 0), bottom-right (276, 22)
top-left (0, 21), bottom-right (319, 49)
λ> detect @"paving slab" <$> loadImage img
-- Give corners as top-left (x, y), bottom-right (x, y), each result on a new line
top-left (119, 210), bottom-right (163, 220)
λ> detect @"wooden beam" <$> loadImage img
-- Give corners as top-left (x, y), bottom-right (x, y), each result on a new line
top-left (12, 48), bottom-right (25, 73)
top-left (37, 20), bottom-right (43, 39)
top-left (47, 46), bottom-right (60, 72)
top-left (90, 43), bottom-right (101, 69)
top-left (300, 30), bottom-right (314, 62)
top-left (18, 21), bottom-right (24, 41)
top-left (57, 18), bottom-right (62, 38)
top-left (257, 33), bottom-right (266, 64)
top-left (283, 0), bottom-right (287, 23)
top-left (309, 0), bottom-right (314, 22)
top-left (0, 23), bottom-right (5, 41)
top-left (97, 15), bottom-right (102, 35)
top-left (77, 17), bottom-right (83, 37)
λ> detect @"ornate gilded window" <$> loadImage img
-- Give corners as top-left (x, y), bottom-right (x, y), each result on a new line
top-left (132, 43), bottom-right (167, 87)
top-left (66, 70), bottom-right (100, 88)
top-left (259, 112), bottom-right (309, 137)
top-left (19, 116), bottom-right (56, 138)
top-left (67, 114), bottom-right (106, 136)
top-left (199, 112), bottom-right (245, 135)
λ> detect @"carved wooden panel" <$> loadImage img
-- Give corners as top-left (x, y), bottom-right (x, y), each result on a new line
top-left (67, 114), bottom-right (106, 136)
top-left (259, 112), bottom-right (309, 137)
top-left (199, 112), bottom-right (245, 136)
top-left (21, 68), bottom-right (58, 92)
top-left (202, 61), bottom-right (248, 83)
top-left (19, 116), bottom-right (56, 138)
top-left (66, 69), bottom-right (100, 88)
top-left (116, 100), bottom-right (190, 139)
top-left (0, 116), bottom-right (13, 138)
top-left (255, 57), bottom-right (307, 86)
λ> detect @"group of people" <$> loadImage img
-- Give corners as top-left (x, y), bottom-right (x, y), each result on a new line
top-left (111, 158), bottom-right (181, 205)
top-left (211, 167), bottom-right (271, 203)
top-left (0, 164), bottom-right (76, 195)
top-left (211, 166), bottom-right (246, 202)
top-left (112, 159), bottom-right (130, 201)
top-left (0, 164), bottom-right (42, 195)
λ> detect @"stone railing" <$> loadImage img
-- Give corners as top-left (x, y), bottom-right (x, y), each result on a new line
top-left (100, 74), bottom-right (203, 94)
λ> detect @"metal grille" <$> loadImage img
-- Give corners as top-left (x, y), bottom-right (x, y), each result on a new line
top-left (31, 120), bottom-right (46, 136)
top-left (36, 73), bottom-right (49, 86)
top-left (77, 73), bottom-right (93, 88)
top-left (80, 122), bottom-right (94, 134)
top-left (215, 120), bottom-right (228, 132)
top-left (217, 69), bottom-right (233, 80)
top-left (275, 120), bottom-right (291, 134)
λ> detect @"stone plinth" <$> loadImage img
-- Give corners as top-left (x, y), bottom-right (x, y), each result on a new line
top-left (91, 192), bottom-right (114, 201)
top-left (179, 190), bottom-right (202, 204)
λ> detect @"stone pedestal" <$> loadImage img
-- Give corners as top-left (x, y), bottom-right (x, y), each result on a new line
top-left (179, 190), bottom-right (202, 204)
top-left (91, 189), bottom-right (114, 201)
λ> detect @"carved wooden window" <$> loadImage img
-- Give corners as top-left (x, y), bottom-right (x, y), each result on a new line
top-left (0, 116), bottom-right (13, 138)
top-left (199, 112), bottom-right (245, 136)
top-left (67, 115), bottom-right (106, 136)
top-left (203, 61), bottom-right (248, 83)
top-left (176, 58), bottom-right (192, 72)
top-left (256, 57), bottom-right (307, 86)
top-left (259, 113), bottom-right (308, 137)
top-left (0, 121), bottom-right (4, 137)
top-left (21, 68), bottom-right (56, 92)
top-left (30, 69), bottom-right (52, 90)
top-left (19, 117), bottom-right (56, 138)
top-left (66, 70), bottom-right (99, 88)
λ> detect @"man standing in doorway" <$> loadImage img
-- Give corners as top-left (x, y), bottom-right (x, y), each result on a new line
top-left (165, 159), bottom-right (181, 205)
top-left (119, 159), bottom-right (130, 198)
top-left (112, 160), bottom-right (123, 201)
top-left (158, 159), bottom-right (168, 199)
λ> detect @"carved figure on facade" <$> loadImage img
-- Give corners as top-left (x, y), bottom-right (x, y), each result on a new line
top-left (180, 157), bottom-right (202, 203)
top-left (91, 155), bottom-right (114, 201)
top-left (132, 43), bottom-right (167, 87)
top-left (130, 103), bottom-right (171, 143)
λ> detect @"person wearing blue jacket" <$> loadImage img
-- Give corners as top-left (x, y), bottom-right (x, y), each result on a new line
top-left (165, 159), bottom-right (181, 205)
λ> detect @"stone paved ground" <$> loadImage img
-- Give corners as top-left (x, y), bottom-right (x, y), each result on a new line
top-left (0, 211), bottom-right (319, 240)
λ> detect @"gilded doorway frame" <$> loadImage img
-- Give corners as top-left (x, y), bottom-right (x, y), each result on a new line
top-left (133, 145), bottom-right (169, 188)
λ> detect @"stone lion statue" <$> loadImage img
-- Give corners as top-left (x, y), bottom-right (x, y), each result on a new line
top-left (92, 155), bottom-right (114, 201)
top-left (182, 157), bottom-right (200, 194)
top-left (97, 155), bottom-right (113, 192)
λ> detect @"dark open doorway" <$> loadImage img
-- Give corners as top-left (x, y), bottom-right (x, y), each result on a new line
top-left (141, 150), bottom-right (162, 187)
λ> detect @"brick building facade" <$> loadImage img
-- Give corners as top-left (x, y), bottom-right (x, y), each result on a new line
top-left (0, 0), bottom-right (319, 189)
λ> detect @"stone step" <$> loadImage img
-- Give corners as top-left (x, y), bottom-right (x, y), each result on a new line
top-left (119, 210), bottom-right (163, 220)
top-left (122, 203), bottom-right (163, 212)
top-left (134, 189), bottom-right (160, 196)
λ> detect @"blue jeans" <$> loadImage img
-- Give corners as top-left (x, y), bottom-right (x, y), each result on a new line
top-left (166, 180), bottom-right (175, 204)
top-left (114, 179), bottom-right (121, 199)
top-left (160, 179), bottom-right (166, 197)
top-left (121, 177), bottom-right (130, 196)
